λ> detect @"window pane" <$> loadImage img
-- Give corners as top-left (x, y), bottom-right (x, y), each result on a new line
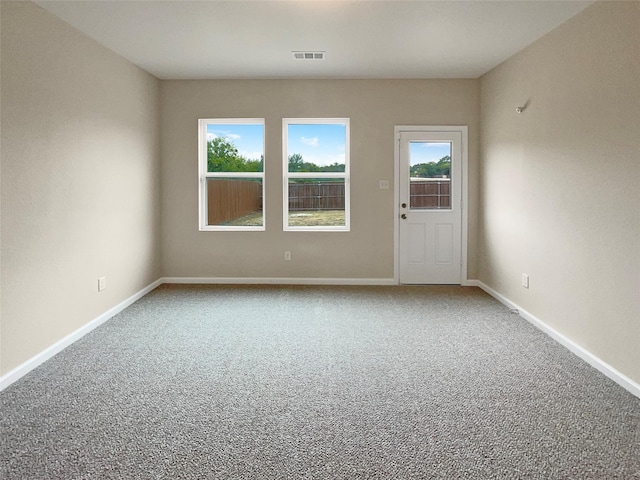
top-left (207, 124), bottom-right (264, 173)
top-left (206, 177), bottom-right (263, 227)
top-left (288, 178), bottom-right (345, 227)
top-left (287, 124), bottom-right (346, 173)
top-left (409, 141), bottom-right (451, 210)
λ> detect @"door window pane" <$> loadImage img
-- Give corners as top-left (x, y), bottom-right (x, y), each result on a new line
top-left (409, 141), bottom-right (451, 210)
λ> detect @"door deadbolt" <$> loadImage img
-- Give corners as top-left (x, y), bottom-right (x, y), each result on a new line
top-left (401, 203), bottom-right (407, 208)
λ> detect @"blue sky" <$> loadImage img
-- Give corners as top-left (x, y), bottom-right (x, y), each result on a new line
top-left (409, 142), bottom-right (451, 166)
top-left (206, 123), bottom-right (347, 166)
top-left (287, 124), bottom-right (346, 166)
top-left (207, 124), bottom-right (264, 160)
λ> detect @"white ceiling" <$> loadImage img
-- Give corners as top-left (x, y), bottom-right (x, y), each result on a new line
top-left (34, 0), bottom-right (594, 80)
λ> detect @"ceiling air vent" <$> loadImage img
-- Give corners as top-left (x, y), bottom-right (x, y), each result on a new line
top-left (292, 51), bottom-right (325, 60)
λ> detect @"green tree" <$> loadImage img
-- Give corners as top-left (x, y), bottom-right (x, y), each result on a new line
top-left (436, 155), bottom-right (451, 177)
top-left (321, 162), bottom-right (346, 173)
top-left (288, 153), bottom-right (345, 173)
top-left (207, 137), bottom-right (262, 172)
top-left (410, 155), bottom-right (451, 177)
top-left (243, 154), bottom-right (264, 173)
top-left (288, 153), bottom-right (304, 172)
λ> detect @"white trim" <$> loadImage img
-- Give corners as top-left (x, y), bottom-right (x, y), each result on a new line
top-left (204, 172), bottom-right (263, 179)
top-left (160, 276), bottom-right (396, 286)
top-left (0, 279), bottom-right (163, 391)
top-left (393, 125), bottom-right (469, 285)
top-left (474, 280), bottom-right (640, 399)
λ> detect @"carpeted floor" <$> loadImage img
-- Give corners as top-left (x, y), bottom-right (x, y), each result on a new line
top-left (1, 284), bottom-right (639, 479)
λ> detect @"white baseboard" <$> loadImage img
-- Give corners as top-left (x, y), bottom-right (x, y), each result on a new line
top-left (0, 276), bottom-right (392, 390)
top-left (474, 280), bottom-right (640, 399)
top-left (160, 276), bottom-right (397, 286)
top-left (0, 278), bottom-right (163, 391)
top-left (4, 276), bottom-right (637, 400)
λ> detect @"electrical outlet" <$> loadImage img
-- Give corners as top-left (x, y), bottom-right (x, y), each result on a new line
top-left (379, 179), bottom-right (390, 190)
top-left (521, 274), bottom-right (529, 289)
top-left (98, 276), bottom-right (106, 292)
top-left (284, 251), bottom-right (291, 261)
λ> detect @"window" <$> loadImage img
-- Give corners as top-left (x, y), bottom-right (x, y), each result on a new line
top-left (198, 119), bottom-right (265, 231)
top-left (283, 118), bottom-right (350, 231)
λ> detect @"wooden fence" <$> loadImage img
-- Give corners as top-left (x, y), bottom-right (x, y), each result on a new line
top-left (207, 179), bottom-right (262, 225)
top-left (410, 178), bottom-right (450, 209)
top-left (207, 179), bottom-right (450, 223)
top-left (288, 182), bottom-right (345, 211)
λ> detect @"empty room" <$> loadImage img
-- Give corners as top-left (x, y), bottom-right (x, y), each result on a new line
top-left (1, 0), bottom-right (638, 478)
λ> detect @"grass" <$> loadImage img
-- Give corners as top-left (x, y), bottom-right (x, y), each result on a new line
top-left (288, 210), bottom-right (345, 227)
top-left (225, 210), bottom-right (345, 227)
top-left (226, 212), bottom-right (263, 227)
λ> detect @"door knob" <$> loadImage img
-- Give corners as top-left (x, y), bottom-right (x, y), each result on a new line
top-left (401, 214), bottom-right (407, 219)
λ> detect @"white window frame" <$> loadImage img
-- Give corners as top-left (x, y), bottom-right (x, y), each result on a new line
top-left (282, 118), bottom-right (350, 232)
top-left (198, 118), bottom-right (265, 231)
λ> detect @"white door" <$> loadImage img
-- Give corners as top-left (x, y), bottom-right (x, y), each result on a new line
top-left (398, 129), bottom-right (463, 284)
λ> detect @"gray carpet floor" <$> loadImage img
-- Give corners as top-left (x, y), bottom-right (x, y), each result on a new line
top-left (1, 284), bottom-right (639, 479)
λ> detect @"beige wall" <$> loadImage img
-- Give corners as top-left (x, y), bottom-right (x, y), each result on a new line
top-left (479, 1), bottom-right (640, 383)
top-left (9, 0), bottom-right (635, 392)
top-left (0, 2), bottom-right (161, 375)
top-left (160, 79), bottom-right (480, 279)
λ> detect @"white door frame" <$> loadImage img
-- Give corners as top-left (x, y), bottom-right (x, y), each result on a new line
top-left (393, 125), bottom-right (469, 285)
